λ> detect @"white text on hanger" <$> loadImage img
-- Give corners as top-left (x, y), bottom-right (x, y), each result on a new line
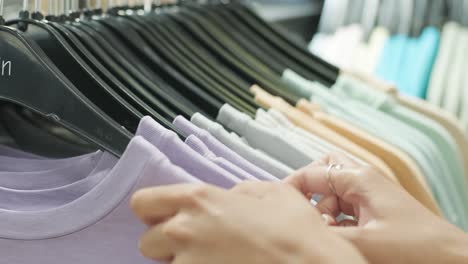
top-left (1, 58), bottom-right (11, 77)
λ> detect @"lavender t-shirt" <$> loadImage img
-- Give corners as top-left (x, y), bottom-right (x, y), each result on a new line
top-left (0, 151), bottom-right (109, 190)
top-left (0, 153), bottom-right (114, 210)
top-left (173, 116), bottom-right (278, 181)
top-left (0, 149), bottom-right (101, 172)
top-left (0, 117), bottom-right (241, 191)
top-left (185, 135), bottom-right (258, 181)
top-left (0, 144), bottom-right (45, 159)
top-left (136, 116), bottom-right (241, 189)
top-left (0, 136), bottom-right (202, 263)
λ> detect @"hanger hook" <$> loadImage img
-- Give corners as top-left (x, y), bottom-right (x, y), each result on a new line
top-left (43, 0), bottom-right (56, 21)
top-left (108, 0), bottom-right (114, 10)
top-left (22, 0), bottom-right (29, 12)
top-left (72, 0), bottom-right (77, 14)
top-left (63, 0), bottom-right (75, 17)
top-left (63, 0), bottom-right (67, 16)
top-left (31, 0), bottom-right (45, 20)
top-left (71, 0), bottom-right (79, 18)
top-left (55, 0), bottom-right (60, 17)
top-left (35, 0), bottom-right (41, 13)
top-left (47, 0), bottom-right (53, 17)
top-left (144, 0), bottom-right (152, 11)
top-left (0, 0), bottom-right (4, 24)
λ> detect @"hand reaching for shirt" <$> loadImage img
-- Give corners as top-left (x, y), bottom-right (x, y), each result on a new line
top-left (131, 181), bottom-right (367, 264)
top-left (285, 152), bottom-right (468, 264)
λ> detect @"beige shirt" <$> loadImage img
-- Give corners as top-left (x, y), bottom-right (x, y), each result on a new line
top-left (251, 85), bottom-right (399, 185)
top-left (297, 100), bottom-right (441, 215)
top-left (346, 71), bottom-right (468, 182)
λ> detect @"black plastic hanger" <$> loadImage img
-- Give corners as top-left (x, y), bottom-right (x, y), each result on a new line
top-left (0, 25), bottom-right (131, 156)
top-left (108, 12), bottom-right (255, 116)
top-left (149, 12), bottom-right (255, 99)
top-left (86, 14), bottom-right (223, 117)
top-left (27, 1), bottom-right (188, 139)
top-left (63, 23), bottom-right (178, 121)
top-left (52, 21), bottom-right (193, 137)
top-left (173, 9), bottom-right (279, 79)
top-left (62, 23), bottom-right (189, 140)
top-left (195, 6), bottom-right (287, 75)
top-left (49, 21), bottom-right (167, 123)
top-left (226, 3), bottom-right (338, 84)
top-left (6, 18), bottom-right (143, 132)
top-left (164, 9), bottom-right (300, 104)
top-left (136, 7), bottom-right (257, 103)
top-left (156, 17), bottom-right (272, 115)
top-left (6, 1), bottom-right (186, 138)
top-left (121, 12), bottom-right (258, 116)
top-left (193, 4), bottom-right (326, 83)
top-left (82, 19), bottom-right (194, 119)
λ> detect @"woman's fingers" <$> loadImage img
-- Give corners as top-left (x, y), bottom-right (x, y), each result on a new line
top-left (285, 153), bottom-right (379, 211)
top-left (329, 226), bottom-right (361, 243)
top-left (230, 181), bottom-right (280, 198)
top-left (284, 165), bottom-right (335, 196)
top-left (139, 223), bottom-right (177, 261)
top-left (131, 184), bottom-right (224, 225)
top-left (316, 195), bottom-right (341, 217)
top-left (284, 152), bottom-right (361, 197)
top-left (131, 185), bottom-right (196, 225)
top-left (327, 152), bottom-right (360, 168)
top-left (321, 214), bottom-right (337, 226)
top-left (315, 194), bottom-right (358, 222)
top-left (338, 219), bottom-right (359, 227)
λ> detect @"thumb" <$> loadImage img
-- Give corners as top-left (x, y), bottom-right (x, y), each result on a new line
top-left (285, 164), bottom-right (381, 209)
top-left (329, 226), bottom-right (362, 243)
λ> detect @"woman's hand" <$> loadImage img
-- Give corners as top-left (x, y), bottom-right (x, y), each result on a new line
top-left (285, 152), bottom-right (468, 264)
top-left (131, 182), bottom-right (367, 264)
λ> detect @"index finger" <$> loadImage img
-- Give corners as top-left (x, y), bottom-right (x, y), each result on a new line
top-left (231, 181), bottom-right (282, 198)
top-left (131, 184), bottom-right (221, 225)
top-left (284, 152), bottom-right (359, 196)
top-left (284, 165), bottom-right (333, 196)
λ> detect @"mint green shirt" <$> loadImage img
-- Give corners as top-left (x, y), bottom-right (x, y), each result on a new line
top-left (332, 75), bottom-right (468, 214)
top-left (282, 69), bottom-right (468, 230)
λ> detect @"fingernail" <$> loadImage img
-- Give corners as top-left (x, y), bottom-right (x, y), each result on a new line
top-left (322, 214), bottom-right (330, 224)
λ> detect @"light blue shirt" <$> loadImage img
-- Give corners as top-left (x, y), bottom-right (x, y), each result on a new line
top-left (399, 27), bottom-right (440, 98)
top-left (375, 27), bottom-right (440, 98)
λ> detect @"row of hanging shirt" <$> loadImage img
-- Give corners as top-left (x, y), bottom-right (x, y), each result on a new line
top-left (309, 0), bottom-right (468, 132)
top-left (0, 0), bottom-right (467, 263)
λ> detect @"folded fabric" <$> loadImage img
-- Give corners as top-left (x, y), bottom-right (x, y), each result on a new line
top-left (173, 116), bottom-right (278, 181)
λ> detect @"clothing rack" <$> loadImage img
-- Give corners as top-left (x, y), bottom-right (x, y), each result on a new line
top-left (0, 1), bottom-right (467, 263)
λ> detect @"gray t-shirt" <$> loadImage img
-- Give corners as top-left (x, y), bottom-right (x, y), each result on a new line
top-left (217, 104), bottom-right (314, 169)
top-left (191, 113), bottom-right (294, 178)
